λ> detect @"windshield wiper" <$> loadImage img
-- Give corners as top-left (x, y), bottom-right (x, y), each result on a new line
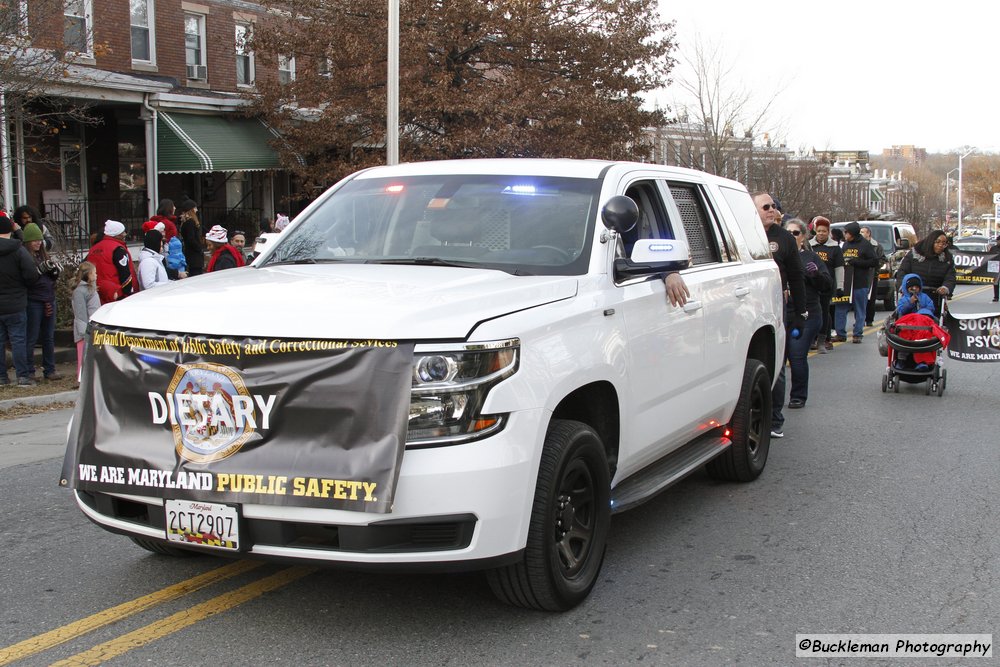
top-left (372, 257), bottom-right (479, 268)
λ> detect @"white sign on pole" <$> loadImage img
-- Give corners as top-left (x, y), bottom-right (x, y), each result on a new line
top-left (993, 192), bottom-right (1000, 205)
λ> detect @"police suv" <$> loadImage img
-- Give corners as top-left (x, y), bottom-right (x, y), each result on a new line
top-left (63, 159), bottom-right (784, 611)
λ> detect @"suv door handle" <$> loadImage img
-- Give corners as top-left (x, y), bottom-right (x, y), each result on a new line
top-left (734, 286), bottom-right (751, 297)
top-left (682, 300), bottom-right (703, 313)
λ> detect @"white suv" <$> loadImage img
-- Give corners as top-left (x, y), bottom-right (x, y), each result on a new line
top-left (63, 159), bottom-right (783, 611)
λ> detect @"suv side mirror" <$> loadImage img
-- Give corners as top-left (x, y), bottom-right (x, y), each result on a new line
top-left (614, 238), bottom-right (690, 279)
top-left (896, 238), bottom-right (910, 250)
top-left (601, 195), bottom-right (639, 234)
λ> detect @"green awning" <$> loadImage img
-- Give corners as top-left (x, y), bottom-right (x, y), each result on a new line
top-left (157, 112), bottom-right (283, 173)
top-left (869, 188), bottom-right (885, 202)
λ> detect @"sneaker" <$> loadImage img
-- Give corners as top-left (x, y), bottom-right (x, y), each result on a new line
top-left (809, 341), bottom-right (818, 351)
top-left (865, 321), bottom-right (874, 327)
top-left (17, 377), bottom-right (36, 386)
top-left (788, 398), bottom-right (805, 409)
top-left (851, 336), bottom-right (862, 344)
top-left (817, 344), bottom-right (827, 354)
top-left (770, 427), bottom-right (784, 438)
top-left (44, 372), bottom-right (63, 381)
top-left (824, 340), bottom-right (834, 350)
top-left (831, 334), bottom-right (848, 343)
top-left (993, 298), bottom-right (998, 303)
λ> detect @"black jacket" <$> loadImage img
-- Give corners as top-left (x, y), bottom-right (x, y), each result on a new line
top-left (766, 224), bottom-right (807, 318)
top-left (0, 237), bottom-right (40, 314)
top-left (895, 249), bottom-right (956, 295)
top-left (841, 236), bottom-right (878, 289)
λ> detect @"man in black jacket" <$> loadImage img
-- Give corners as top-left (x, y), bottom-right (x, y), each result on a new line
top-left (834, 222), bottom-right (878, 343)
top-left (754, 192), bottom-right (807, 439)
top-left (861, 225), bottom-right (885, 326)
top-left (0, 213), bottom-right (40, 385)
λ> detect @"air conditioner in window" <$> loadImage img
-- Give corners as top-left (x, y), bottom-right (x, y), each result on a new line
top-left (186, 65), bottom-right (207, 80)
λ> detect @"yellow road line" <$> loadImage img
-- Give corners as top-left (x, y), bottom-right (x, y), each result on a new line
top-left (50, 566), bottom-right (316, 667)
top-left (0, 559), bottom-right (262, 666)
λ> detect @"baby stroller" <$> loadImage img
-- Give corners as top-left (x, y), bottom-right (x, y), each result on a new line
top-left (881, 287), bottom-right (949, 396)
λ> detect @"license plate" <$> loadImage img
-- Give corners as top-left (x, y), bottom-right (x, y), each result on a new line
top-left (165, 499), bottom-right (240, 551)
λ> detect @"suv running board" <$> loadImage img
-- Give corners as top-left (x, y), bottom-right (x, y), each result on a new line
top-left (610, 432), bottom-right (730, 514)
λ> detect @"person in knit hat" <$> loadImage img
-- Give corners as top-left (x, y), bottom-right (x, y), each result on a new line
top-left (84, 220), bottom-right (140, 304)
top-left (0, 212), bottom-right (40, 385)
top-left (205, 225), bottom-right (245, 272)
top-left (137, 229), bottom-right (170, 290)
top-left (22, 222), bottom-right (63, 380)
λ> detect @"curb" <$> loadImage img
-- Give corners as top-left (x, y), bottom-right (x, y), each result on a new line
top-left (0, 390), bottom-right (79, 411)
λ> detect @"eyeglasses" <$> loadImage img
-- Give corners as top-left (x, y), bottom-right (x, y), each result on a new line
top-left (761, 204), bottom-right (776, 211)
top-left (789, 230), bottom-right (802, 236)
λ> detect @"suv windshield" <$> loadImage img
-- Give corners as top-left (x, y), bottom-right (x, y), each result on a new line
top-left (261, 174), bottom-right (600, 276)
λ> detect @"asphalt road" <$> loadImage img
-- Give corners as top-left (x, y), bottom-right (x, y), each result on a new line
top-left (1, 286), bottom-right (997, 666)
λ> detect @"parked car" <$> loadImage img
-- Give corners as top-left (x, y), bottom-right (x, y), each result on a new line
top-left (953, 235), bottom-right (992, 253)
top-left (831, 220), bottom-right (917, 310)
top-left (63, 159), bottom-right (784, 611)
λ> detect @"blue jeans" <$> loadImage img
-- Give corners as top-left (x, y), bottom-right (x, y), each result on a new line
top-left (835, 287), bottom-right (870, 337)
top-left (0, 310), bottom-right (30, 380)
top-left (25, 300), bottom-right (56, 377)
top-left (789, 310), bottom-right (822, 403)
top-left (772, 310), bottom-right (822, 427)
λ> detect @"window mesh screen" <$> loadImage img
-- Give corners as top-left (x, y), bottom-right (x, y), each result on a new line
top-left (669, 184), bottom-right (720, 265)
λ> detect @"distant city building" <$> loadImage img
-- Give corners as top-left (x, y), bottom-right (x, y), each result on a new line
top-left (881, 145), bottom-right (927, 164)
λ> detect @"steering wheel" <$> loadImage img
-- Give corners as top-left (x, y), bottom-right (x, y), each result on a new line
top-left (530, 245), bottom-right (573, 263)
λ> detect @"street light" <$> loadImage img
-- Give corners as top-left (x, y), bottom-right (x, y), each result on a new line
top-left (386, 0), bottom-right (399, 165)
top-left (958, 147), bottom-right (976, 235)
top-left (945, 167), bottom-right (958, 225)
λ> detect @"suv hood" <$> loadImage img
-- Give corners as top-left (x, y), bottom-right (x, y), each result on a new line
top-left (94, 265), bottom-right (578, 340)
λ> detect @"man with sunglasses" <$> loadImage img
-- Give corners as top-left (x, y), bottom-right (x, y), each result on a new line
top-left (754, 193), bottom-right (807, 439)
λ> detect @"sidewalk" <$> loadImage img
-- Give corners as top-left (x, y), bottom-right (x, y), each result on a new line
top-left (0, 345), bottom-right (80, 411)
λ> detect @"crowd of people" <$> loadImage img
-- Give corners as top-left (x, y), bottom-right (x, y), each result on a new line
top-left (750, 195), bottom-right (957, 438)
top-left (0, 197), bottom-right (283, 386)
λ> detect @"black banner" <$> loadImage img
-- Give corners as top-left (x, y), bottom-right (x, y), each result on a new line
top-left (952, 249), bottom-right (1000, 285)
top-left (61, 327), bottom-right (414, 512)
top-left (945, 309), bottom-right (1000, 362)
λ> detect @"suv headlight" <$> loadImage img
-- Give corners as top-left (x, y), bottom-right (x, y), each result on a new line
top-left (406, 339), bottom-right (519, 447)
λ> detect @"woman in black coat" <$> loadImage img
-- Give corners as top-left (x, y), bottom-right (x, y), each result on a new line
top-left (895, 229), bottom-right (955, 312)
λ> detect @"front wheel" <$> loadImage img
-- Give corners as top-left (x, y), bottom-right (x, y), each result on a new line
top-left (706, 359), bottom-right (771, 482)
top-left (487, 420), bottom-right (610, 611)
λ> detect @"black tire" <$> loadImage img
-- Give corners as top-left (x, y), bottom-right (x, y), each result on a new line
top-left (925, 379), bottom-right (932, 395)
top-left (487, 420), bottom-right (610, 611)
top-left (893, 379), bottom-right (899, 393)
top-left (881, 373), bottom-right (888, 393)
top-left (706, 359), bottom-right (770, 482)
top-left (130, 536), bottom-right (198, 557)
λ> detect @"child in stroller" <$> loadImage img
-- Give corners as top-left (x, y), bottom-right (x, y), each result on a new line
top-left (881, 273), bottom-right (950, 394)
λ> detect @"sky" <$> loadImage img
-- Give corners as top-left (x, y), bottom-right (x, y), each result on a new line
top-left (650, 0), bottom-right (1000, 155)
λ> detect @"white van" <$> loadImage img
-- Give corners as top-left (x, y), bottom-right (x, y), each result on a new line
top-left (63, 159), bottom-right (783, 610)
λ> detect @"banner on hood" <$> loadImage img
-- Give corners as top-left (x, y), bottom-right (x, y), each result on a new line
top-left (951, 249), bottom-right (1000, 284)
top-left (61, 327), bottom-right (414, 512)
top-left (945, 309), bottom-right (1000, 362)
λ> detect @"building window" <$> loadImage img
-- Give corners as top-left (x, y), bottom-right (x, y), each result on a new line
top-left (235, 23), bottom-right (254, 86)
top-left (64, 0), bottom-right (93, 55)
top-left (184, 12), bottom-right (207, 79)
top-left (130, 0), bottom-right (155, 63)
top-left (278, 55), bottom-right (295, 84)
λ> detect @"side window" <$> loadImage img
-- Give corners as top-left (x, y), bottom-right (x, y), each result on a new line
top-left (619, 181), bottom-right (672, 257)
top-left (665, 183), bottom-right (723, 266)
top-left (718, 185), bottom-right (770, 261)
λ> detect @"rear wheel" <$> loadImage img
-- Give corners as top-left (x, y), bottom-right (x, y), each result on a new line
top-left (881, 373), bottom-right (888, 393)
top-left (130, 536), bottom-right (198, 557)
top-left (487, 420), bottom-right (610, 611)
top-left (925, 379), bottom-right (932, 395)
top-left (706, 359), bottom-right (770, 482)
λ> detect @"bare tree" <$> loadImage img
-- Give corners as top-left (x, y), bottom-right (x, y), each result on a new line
top-left (665, 37), bottom-right (782, 178)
